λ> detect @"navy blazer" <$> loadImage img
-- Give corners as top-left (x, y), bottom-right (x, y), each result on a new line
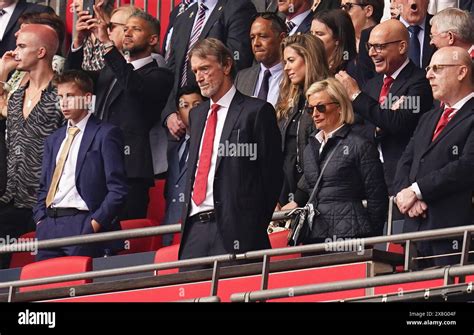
top-left (34, 115), bottom-right (128, 229)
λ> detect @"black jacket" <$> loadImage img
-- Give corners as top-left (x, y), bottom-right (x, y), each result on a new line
top-left (294, 125), bottom-right (388, 241)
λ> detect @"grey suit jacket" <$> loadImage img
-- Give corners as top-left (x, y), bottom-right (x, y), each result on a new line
top-left (251, 0), bottom-right (278, 12)
top-left (234, 64), bottom-right (260, 97)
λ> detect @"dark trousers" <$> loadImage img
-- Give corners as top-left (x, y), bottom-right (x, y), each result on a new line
top-left (0, 203), bottom-right (34, 269)
top-left (120, 178), bottom-right (153, 220)
top-left (35, 211), bottom-right (106, 261)
top-left (415, 239), bottom-right (466, 269)
top-left (179, 218), bottom-right (229, 272)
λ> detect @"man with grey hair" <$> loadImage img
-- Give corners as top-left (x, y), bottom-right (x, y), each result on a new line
top-left (178, 38), bottom-right (283, 267)
top-left (429, 7), bottom-right (474, 58)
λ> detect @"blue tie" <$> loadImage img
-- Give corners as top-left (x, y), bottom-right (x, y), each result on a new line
top-left (408, 25), bottom-right (421, 67)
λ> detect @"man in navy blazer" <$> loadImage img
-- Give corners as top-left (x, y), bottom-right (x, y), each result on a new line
top-left (33, 70), bottom-right (128, 260)
top-left (394, 47), bottom-right (474, 268)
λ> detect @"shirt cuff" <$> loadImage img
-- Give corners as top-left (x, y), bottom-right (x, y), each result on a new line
top-left (411, 183), bottom-right (423, 200)
top-left (71, 41), bottom-right (84, 53)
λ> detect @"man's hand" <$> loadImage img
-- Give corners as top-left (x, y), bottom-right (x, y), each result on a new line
top-left (407, 200), bottom-right (428, 218)
top-left (166, 113), bottom-right (186, 140)
top-left (335, 70), bottom-right (361, 98)
top-left (73, 11), bottom-right (93, 49)
top-left (395, 187), bottom-right (418, 214)
top-left (91, 219), bottom-right (101, 233)
top-left (0, 51), bottom-right (19, 77)
top-left (88, 2), bottom-right (110, 44)
top-left (281, 201), bottom-right (298, 211)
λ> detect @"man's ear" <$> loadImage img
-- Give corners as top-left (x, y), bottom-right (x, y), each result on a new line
top-left (149, 34), bottom-right (159, 48)
top-left (365, 5), bottom-right (374, 19)
top-left (37, 46), bottom-right (47, 59)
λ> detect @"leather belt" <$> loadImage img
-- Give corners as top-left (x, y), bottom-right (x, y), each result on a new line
top-left (189, 210), bottom-right (216, 224)
top-left (46, 207), bottom-right (89, 218)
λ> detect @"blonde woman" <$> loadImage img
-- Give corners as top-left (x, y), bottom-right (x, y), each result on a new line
top-left (277, 34), bottom-right (330, 206)
top-left (282, 78), bottom-right (388, 244)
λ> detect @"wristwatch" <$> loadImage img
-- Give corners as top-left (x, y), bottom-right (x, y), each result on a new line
top-left (351, 91), bottom-right (362, 102)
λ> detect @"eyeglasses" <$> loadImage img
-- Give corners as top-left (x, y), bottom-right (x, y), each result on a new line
top-left (365, 40), bottom-right (402, 53)
top-left (340, 2), bottom-right (367, 11)
top-left (107, 22), bottom-right (125, 31)
top-left (305, 102), bottom-right (339, 114)
top-left (429, 31), bottom-right (449, 39)
top-left (425, 64), bottom-right (463, 74)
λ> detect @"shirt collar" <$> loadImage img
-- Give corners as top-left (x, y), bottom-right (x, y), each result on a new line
top-left (287, 9), bottom-right (311, 26)
top-left (129, 55), bottom-right (154, 70)
top-left (448, 92), bottom-right (474, 110)
top-left (315, 123), bottom-right (345, 144)
top-left (211, 85), bottom-right (236, 109)
top-left (399, 15), bottom-right (426, 31)
top-left (468, 45), bottom-right (474, 54)
top-left (67, 112), bottom-right (91, 133)
top-left (385, 58), bottom-right (410, 80)
top-left (259, 62), bottom-right (284, 75)
top-left (198, 0), bottom-right (218, 10)
top-left (2, 2), bottom-right (17, 14)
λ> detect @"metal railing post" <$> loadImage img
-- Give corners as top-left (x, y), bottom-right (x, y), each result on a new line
top-left (210, 260), bottom-right (220, 297)
top-left (459, 230), bottom-right (472, 283)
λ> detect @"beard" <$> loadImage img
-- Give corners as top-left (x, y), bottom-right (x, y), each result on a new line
top-left (122, 42), bottom-right (149, 57)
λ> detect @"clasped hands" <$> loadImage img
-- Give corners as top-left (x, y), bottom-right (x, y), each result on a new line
top-left (395, 187), bottom-right (428, 218)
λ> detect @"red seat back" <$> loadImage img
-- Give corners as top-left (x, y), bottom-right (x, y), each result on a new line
top-left (154, 244), bottom-right (180, 275)
top-left (9, 231), bottom-right (36, 269)
top-left (118, 219), bottom-right (155, 255)
top-left (20, 256), bottom-right (92, 292)
top-left (269, 230), bottom-right (301, 261)
top-left (147, 179), bottom-right (166, 226)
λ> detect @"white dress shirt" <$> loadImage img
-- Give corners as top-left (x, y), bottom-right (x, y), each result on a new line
top-left (253, 62), bottom-right (283, 107)
top-left (287, 9), bottom-right (311, 36)
top-left (0, 2), bottom-right (17, 41)
top-left (412, 91), bottom-right (474, 199)
top-left (129, 55), bottom-right (154, 70)
top-left (51, 113), bottom-right (92, 210)
top-left (399, 16), bottom-right (426, 67)
top-left (190, 85), bottom-right (236, 216)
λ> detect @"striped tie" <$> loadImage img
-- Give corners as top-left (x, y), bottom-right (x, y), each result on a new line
top-left (286, 20), bottom-right (296, 34)
top-left (180, 1), bottom-right (207, 87)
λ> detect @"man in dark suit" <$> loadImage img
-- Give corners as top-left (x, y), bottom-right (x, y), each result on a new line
top-left (178, 38), bottom-right (283, 267)
top-left (163, 0), bottom-right (256, 141)
top-left (459, 0), bottom-right (474, 15)
top-left (67, 10), bottom-right (173, 220)
top-left (234, 12), bottom-right (286, 107)
top-left (394, 47), bottom-right (474, 268)
top-left (252, 0), bottom-right (278, 12)
top-left (336, 19), bottom-right (433, 196)
top-left (34, 70), bottom-right (128, 260)
top-left (0, 0), bottom-right (54, 57)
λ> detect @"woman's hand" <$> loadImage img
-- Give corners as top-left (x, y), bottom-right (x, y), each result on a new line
top-left (281, 201), bottom-right (298, 211)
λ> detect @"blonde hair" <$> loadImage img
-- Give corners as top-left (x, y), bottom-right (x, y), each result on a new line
top-left (276, 34), bottom-right (330, 121)
top-left (306, 77), bottom-right (355, 125)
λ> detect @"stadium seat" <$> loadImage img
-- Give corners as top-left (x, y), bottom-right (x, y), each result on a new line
top-left (268, 230), bottom-right (301, 261)
top-left (172, 233), bottom-right (181, 245)
top-left (9, 231), bottom-right (36, 269)
top-left (387, 242), bottom-right (405, 272)
top-left (154, 244), bottom-right (180, 275)
top-left (118, 219), bottom-right (156, 255)
top-left (147, 179), bottom-right (166, 227)
top-left (19, 256), bottom-right (92, 292)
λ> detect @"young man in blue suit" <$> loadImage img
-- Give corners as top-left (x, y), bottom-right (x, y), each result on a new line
top-left (33, 70), bottom-right (128, 261)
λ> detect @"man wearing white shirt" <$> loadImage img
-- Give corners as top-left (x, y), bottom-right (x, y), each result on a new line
top-left (34, 70), bottom-right (128, 260)
top-left (178, 38), bottom-right (283, 267)
top-left (235, 12), bottom-right (286, 107)
top-left (394, 47), bottom-right (474, 267)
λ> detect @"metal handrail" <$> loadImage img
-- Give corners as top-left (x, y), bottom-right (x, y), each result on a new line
top-left (2, 224), bottom-right (474, 293)
top-left (230, 264), bottom-right (474, 302)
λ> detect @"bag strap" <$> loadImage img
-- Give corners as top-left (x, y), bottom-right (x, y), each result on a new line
top-left (306, 139), bottom-right (343, 205)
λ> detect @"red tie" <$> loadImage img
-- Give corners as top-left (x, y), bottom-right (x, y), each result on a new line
top-left (378, 76), bottom-right (394, 104)
top-left (192, 103), bottom-right (220, 206)
top-left (432, 107), bottom-right (455, 141)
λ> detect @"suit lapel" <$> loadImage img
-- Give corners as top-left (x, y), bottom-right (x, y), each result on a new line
top-left (200, 0), bottom-right (225, 38)
top-left (423, 98), bottom-right (474, 155)
top-left (389, 62), bottom-right (414, 97)
top-left (422, 15), bottom-right (436, 69)
top-left (76, 116), bottom-right (100, 180)
top-left (3, 0), bottom-right (25, 39)
top-left (215, 91), bottom-right (243, 171)
top-left (248, 65), bottom-right (260, 95)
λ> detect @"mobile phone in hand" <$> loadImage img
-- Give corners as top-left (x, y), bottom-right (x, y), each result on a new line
top-left (83, 0), bottom-right (95, 17)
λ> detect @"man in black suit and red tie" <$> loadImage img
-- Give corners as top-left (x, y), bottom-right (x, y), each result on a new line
top-left (394, 46), bottom-right (474, 268)
top-left (178, 38), bottom-right (283, 267)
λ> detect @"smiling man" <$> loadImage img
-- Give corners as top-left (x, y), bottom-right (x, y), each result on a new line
top-left (234, 12), bottom-right (286, 107)
top-left (178, 38), bottom-right (283, 269)
top-left (34, 70), bottom-right (128, 260)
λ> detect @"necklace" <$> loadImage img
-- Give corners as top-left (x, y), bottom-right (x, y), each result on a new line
top-left (25, 83), bottom-right (48, 109)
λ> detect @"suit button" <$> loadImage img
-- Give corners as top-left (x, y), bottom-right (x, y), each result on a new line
top-left (175, 184), bottom-right (179, 188)
top-left (420, 159), bottom-right (424, 163)
top-left (172, 199), bottom-right (176, 203)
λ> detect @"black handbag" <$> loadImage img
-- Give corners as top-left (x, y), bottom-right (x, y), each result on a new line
top-left (287, 141), bottom-right (342, 246)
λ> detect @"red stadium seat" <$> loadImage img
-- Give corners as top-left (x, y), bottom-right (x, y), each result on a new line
top-left (154, 244), bottom-right (180, 275)
top-left (118, 219), bottom-right (156, 255)
top-left (387, 242), bottom-right (405, 272)
top-left (268, 230), bottom-right (301, 261)
top-left (147, 179), bottom-right (166, 227)
top-left (172, 233), bottom-right (181, 245)
top-left (9, 232), bottom-right (36, 269)
top-left (19, 256), bottom-right (92, 292)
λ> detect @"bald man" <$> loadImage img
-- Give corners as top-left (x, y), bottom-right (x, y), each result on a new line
top-left (394, 47), bottom-right (474, 268)
top-left (0, 23), bottom-right (63, 269)
top-left (336, 19), bottom-right (433, 197)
